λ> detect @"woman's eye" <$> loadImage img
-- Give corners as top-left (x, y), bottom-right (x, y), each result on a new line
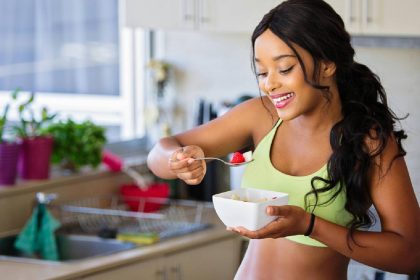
top-left (256, 72), bottom-right (267, 78)
top-left (279, 66), bottom-right (294, 74)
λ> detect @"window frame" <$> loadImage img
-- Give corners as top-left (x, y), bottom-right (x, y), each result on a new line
top-left (0, 2), bottom-right (151, 142)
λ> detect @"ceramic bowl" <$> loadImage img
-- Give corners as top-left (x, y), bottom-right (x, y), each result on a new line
top-left (212, 188), bottom-right (289, 231)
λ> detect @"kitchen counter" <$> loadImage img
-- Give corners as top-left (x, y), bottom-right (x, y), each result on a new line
top-left (0, 217), bottom-right (239, 280)
top-left (0, 145), bottom-right (240, 280)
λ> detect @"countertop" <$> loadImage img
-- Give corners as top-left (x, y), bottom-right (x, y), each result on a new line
top-left (0, 142), bottom-right (238, 279)
top-left (0, 217), bottom-right (236, 280)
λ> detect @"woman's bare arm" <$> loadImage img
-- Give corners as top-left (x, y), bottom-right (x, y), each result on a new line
top-left (310, 137), bottom-right (420, 273)
top-left (147, 97), bottom-right (274, 181)
top-left (236, 135), bottom-right (420, 274)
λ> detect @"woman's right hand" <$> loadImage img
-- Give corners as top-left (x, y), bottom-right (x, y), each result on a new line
top-left (168, 145), bottom-right (207, 185)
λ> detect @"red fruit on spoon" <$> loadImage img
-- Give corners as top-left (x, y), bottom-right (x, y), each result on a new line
top-left (230, 152), bottom-right (246, 164)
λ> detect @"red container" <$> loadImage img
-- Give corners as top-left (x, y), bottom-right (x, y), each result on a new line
top-left (18, 136), bottom-right (53, 180)
top-left (120, 183), bottom-right (170, 212)
top-left (0, 141), bottom-right (21, 186)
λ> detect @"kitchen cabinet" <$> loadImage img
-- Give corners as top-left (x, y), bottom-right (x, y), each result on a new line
top-left (82, 236), bottom-right (241, 280)
top-left (122, 0), bottom-right (281, 33)
top-left (81, 258), bottom-right (161, 280)
top-left (325, 0), bottom-right (420, 36)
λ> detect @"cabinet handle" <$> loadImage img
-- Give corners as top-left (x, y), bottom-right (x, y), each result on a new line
top-left (156, 268), bottom-right (167, 280)
top-left (364, 0), bottom-right (373, 23)
top-left (198, 0), bottom-right (210, 24)
top-left (170, 264), bottom-right (182, 280)
top-left (347, 0), bottom-right (356, 23)
top-left (182, 0), bottom-right (194, 21)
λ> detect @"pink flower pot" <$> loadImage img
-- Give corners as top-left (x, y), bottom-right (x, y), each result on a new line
top-left (18, 136), bottom-right (53, 180)
top-left (0, 141), bottom-right (21, 186)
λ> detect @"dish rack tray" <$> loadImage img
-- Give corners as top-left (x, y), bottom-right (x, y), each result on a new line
top-left (53, 195), bottom-right (214, 240)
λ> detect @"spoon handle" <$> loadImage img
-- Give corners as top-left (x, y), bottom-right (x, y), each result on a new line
top-left (193, 157), bottom-right (253, 167)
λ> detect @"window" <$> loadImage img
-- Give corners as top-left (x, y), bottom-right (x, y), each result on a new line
top-left (0, 0), bottom-right (149, 142)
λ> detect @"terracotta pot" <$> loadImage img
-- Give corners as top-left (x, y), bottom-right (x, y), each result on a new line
top-left (18, 136), bottom-right (53, 180)
top-left (0, 141), bottom-right (21, 186)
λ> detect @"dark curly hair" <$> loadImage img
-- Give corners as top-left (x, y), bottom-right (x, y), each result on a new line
top-left (251, 0), bottom-right (407, 246)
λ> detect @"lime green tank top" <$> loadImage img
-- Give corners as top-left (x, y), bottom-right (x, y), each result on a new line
top-left (241, 119), bottom-right (353, 247)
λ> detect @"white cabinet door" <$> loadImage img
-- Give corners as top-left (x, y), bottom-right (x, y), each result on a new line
top-left (122, 0), bottom-right (196, 30)
top-left (164, 238), bottom-right (241, 280)
top-left (81, 236), bottom-right (241, 280)
top-left (82, 258), bottom-right (162, 280)
top-left (123, 0), bottom-right (420, 36)
top-left (122, 0), bottom-right (282, 33)
top-left (325, 0), bottom-right (363, 34)
top-left (198, 0), bottom-right (281, 33)
top-left (361, 0), bottom-right (420, 36)
top-left (326, 0), bottom-right (420, 36)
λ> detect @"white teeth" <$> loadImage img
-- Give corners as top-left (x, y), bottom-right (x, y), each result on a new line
top-left (273, 92), bottom-right (294, 103)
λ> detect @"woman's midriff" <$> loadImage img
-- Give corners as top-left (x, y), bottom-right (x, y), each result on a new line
top-left (235, 238), bottom-right (349, 280)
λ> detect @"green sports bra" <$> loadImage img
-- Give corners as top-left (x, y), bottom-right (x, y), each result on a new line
top-left (241, 119), bottom-right (353, 247)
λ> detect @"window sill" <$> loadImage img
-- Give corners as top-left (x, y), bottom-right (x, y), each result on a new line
top-left (0, 138), bottom-right (150, 199)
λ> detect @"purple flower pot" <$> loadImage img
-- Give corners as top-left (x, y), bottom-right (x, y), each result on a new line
top-left (18, 136), bottom-right (53, 180)
top-left (0, 141), bottom-right (21, 186)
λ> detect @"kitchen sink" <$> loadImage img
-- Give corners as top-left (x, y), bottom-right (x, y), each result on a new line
top-left (0, 234), bottom-right (137, 263)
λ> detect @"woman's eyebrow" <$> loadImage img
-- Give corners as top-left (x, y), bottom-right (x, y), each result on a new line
top-left (255, 54), bottom-right (296, 63)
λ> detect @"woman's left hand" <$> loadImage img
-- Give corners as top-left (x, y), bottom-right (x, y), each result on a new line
top-left (227, 205), bottom-right (311, 239)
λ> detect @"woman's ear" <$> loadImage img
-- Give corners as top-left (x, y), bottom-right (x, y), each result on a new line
top-left (321, 60), bottom-right (336, 78)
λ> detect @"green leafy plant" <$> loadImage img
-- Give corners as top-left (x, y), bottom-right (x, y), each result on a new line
top-left (0, 88), bottom-right (21, 143)
top-left (42, 119), bottom-right (107, 171)
top-left (12, 90), bottom-right (57, 138)
top-left (0, 104), bottom-right (10, 143)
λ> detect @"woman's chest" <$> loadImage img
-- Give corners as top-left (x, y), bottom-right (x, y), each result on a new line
top-left (269, 126), bottom-right (332, 177)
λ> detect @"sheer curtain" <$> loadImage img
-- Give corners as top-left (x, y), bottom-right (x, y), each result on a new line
top-left (0, 0), bottom-right (119, 95)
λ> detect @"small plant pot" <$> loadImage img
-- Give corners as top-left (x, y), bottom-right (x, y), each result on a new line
top-left (0, 141), bottom-right (21, 186)
top-left (18, 136), bottom-right (53, 180)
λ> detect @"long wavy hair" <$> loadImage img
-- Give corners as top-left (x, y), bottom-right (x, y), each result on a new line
top-left (251, 0), bottom-right (407, 246)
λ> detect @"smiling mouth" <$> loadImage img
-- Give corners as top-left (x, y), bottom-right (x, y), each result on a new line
top-left (271, 92), bottom-right (295, 108)
top-left (271, 92), bottom-right (294, 102)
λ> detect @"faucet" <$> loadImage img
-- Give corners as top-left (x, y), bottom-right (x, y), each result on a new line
top-left (35, 192), bottom-right (58, 205)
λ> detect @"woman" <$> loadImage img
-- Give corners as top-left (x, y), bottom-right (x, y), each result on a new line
top-left (147, 0), bottom-right (420, 278)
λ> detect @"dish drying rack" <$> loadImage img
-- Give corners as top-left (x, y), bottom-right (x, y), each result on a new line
top-left (53, 195), bottom-right (214, 240)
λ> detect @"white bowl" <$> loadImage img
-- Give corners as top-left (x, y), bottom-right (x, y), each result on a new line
top-left (212, 188), bottom-right (289, 231)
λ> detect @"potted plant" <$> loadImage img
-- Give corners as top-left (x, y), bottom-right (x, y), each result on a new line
top-left (0, 91), bottom-right (21, 186)
top-left (12, 90), bottom-right (57, 180)
top-left (42, 119), bottom-right (106, 172)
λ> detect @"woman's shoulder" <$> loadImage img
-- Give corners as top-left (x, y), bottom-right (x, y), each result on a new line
top-left (227, 96), bottom-right (279, 143)
top-left (231, 96), bottom-right (278, 126)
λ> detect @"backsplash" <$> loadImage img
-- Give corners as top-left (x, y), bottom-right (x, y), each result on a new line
top-left (164, 31), bottom-right (420, 199)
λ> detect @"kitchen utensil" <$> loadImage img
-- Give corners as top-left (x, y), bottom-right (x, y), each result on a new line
top-left (102, 150), bottom-right (149, 190)
top-left (55, 194), bottom-right (213, 240)
top-left (193, 157), bottom-right (254, 167)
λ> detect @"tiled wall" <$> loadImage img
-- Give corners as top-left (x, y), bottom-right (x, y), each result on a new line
top-left (164, 31), bottom-right (420, 200)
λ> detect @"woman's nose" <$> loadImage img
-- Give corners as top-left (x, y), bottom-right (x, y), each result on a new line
top-left (265, 72), bottom-right (281, 93)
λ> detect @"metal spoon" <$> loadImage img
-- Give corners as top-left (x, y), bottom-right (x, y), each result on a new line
top-left (193, 157), bottom-right (254, 167)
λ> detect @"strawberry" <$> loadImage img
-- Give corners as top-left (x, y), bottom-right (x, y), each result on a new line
top-left (230, 151), bottom-right (245, 164)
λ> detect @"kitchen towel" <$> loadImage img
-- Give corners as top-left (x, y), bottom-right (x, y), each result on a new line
top-left (14, 203), bottom-right (61, 261)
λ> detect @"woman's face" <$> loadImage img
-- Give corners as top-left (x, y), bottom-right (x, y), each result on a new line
top-left (254, 29), bottom-right (328, 121)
